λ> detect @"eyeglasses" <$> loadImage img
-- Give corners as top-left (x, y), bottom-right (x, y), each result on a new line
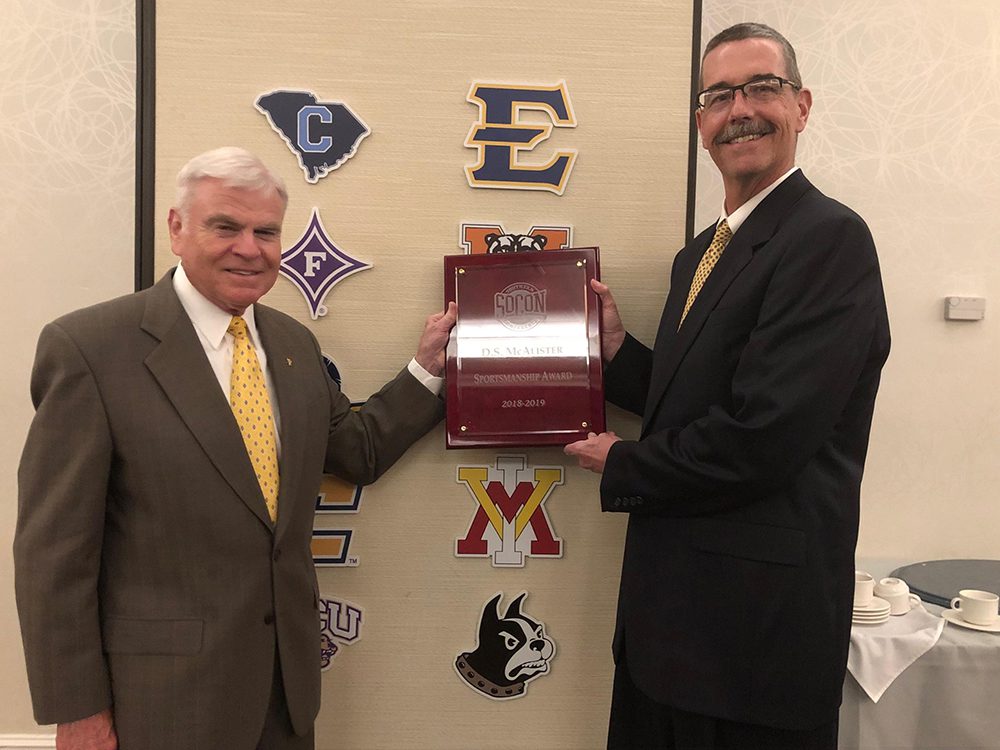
top-left (696, 76), bottom-right (800, 111)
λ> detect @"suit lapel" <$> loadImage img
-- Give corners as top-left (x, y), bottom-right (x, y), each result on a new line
top-left (642, 171), bottom-right (814, 432)
top-left (141, 273), bottom-right (273, 530)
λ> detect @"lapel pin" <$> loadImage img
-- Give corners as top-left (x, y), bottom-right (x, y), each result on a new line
top-left (286, 357), bottom-right (293, 367)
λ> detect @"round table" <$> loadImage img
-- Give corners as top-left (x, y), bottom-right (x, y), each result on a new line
top-left (889, 558), bottom-right (1000, 607)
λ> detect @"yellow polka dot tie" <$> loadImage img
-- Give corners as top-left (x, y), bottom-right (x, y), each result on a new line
top-left (679, 218), bottom-right (733, 329)
top-left (228, 316), bottom-right (279, 522)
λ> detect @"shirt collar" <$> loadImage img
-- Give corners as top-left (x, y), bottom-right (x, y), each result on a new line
top-left (172, 263), bottom-right (261, 350)
top-left (718, 166), bottom-right (799, 235)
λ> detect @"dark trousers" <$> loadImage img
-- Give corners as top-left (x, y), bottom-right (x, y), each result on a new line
top-left (256, 652), bottom-right (315, 750)
top-left (608, 657), bottom-right (838, 750)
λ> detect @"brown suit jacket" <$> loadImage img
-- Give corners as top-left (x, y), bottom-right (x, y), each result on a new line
top-left (14, 271), bottom-right (443, 749)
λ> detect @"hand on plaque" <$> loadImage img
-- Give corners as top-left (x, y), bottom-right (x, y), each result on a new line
top-left (564, 431), bottom-right (621, 474)
top-left (414, 301), bottom-right (457, 377)
top-left (590, 279), bottom-right (625, 362)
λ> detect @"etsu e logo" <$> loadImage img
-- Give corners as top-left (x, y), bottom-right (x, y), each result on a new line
top-left (465, 82), bottom-right (577, 195)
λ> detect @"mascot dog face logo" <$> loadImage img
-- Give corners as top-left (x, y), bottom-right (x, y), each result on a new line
top-left (485, 232), bottom-right (547, 254)
top-left (455, 592), bottom-right (556, 700)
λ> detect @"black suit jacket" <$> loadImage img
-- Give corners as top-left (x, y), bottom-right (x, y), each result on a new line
top-left (601, 171), bottom-right (890, 729)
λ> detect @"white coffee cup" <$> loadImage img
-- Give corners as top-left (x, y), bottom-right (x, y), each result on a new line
top-left (873, 577), bottom-right (920, 615)
top-left (886, 592), bottom-right (921, 615)
top-left (874, 577), bottom-right (907, 598)
top-left (854, 571), bottom-right (874, 608)
top-left (949, 589), bottom-right (999, 626)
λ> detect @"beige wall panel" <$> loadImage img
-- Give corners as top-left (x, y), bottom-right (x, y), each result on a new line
top-left (156, 1), bottom-right (693, 747)
top-left (1, 0), bottom-right (135, 736)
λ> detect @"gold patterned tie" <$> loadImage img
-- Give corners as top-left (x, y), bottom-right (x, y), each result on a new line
top-left (679, 219), bottom-right (733, 329)
top-left (228, 316), bottom-right (279, 522)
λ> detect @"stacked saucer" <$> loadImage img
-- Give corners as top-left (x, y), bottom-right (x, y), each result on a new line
top-left (853, 596), bottom-right (891, 625)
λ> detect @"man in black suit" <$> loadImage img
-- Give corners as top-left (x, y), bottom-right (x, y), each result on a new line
top-left (565, 23), bottom-right (890, 749)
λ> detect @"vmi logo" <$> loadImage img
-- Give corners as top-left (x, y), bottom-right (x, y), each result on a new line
top-left (460, 223), bottom-right (573, 255)
top-left (465, 82), bottom-right (577, 195)
top-left (456, 455), bottom-right (563, 567)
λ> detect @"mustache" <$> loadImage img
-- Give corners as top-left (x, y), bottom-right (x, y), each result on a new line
top-left (715, 120), bottom-right (775, 145)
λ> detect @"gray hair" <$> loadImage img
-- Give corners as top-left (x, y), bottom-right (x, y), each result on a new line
top-left (701, 23), bottom-right (802, 89)
top-left (174, 146), bottom-right (288, 216)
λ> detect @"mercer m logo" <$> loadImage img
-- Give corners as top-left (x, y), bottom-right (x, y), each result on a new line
top-left (464, 82), bottom-right (577, 195)
top-left (460, 223), bottom-right (573, 255)
top-left (456, 455), bottom-right (563, 567)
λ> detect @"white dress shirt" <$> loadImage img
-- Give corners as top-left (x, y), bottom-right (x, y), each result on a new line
top-left (718, 166), bottom-right (800, 235)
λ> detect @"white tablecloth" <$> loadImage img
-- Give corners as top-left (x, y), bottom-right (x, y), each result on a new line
top-left (839, 560), bottom-right (1000, 749)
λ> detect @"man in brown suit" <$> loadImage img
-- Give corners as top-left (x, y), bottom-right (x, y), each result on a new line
top-left (14, 147), bottom-right (456, 750)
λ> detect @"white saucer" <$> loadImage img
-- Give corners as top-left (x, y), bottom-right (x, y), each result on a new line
top-left (941, 609), bottom-right (1000, 633)
top-left (853, 596), bottom-right (890, 614)
top-left (852, 614), bottom-right (889, 625)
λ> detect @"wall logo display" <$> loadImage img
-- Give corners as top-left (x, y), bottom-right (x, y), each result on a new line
top-left (312, 396), bottom-right (364, 567)
top-left (255, 90), bottom-right (370, 183)
top-left (312, 528), bottom-right (356, 567)
top-left (280, 208), bottom-right (372, 320)
top-left (455, 592), bottom-right (556, 700)
top-left (315, 471), bottom-right (363, 514)
top-left (460, 223), bottom-right (573, 255)
top-left (456, 455), bottom-right (563, 567)
top-left (465, 82), bottom-right (577, 195)
top-left (319, 595), bottom-right (363, 670)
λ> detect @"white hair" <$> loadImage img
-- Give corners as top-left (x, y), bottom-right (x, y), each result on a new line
top-left (174, 146), bottom-right (288, 216)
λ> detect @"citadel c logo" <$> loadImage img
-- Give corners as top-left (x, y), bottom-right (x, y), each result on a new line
top-left (456, 455), bottom-right (563, 567)
top-left (256, 90), bottom-right (370, 183)
top-left (464, 82), bottom-right (577, 195)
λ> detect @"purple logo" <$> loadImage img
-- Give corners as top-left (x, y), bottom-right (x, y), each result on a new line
top-left (280, 209), bottom-right (372, 319)
top-left (319, 596), bottom-right (364, 671)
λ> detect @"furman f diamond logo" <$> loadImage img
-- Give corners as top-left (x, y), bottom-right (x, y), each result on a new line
top-left (280, 209), bottom-right (371, 319)
top-left (456, 455), bottom-right (563, 567)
